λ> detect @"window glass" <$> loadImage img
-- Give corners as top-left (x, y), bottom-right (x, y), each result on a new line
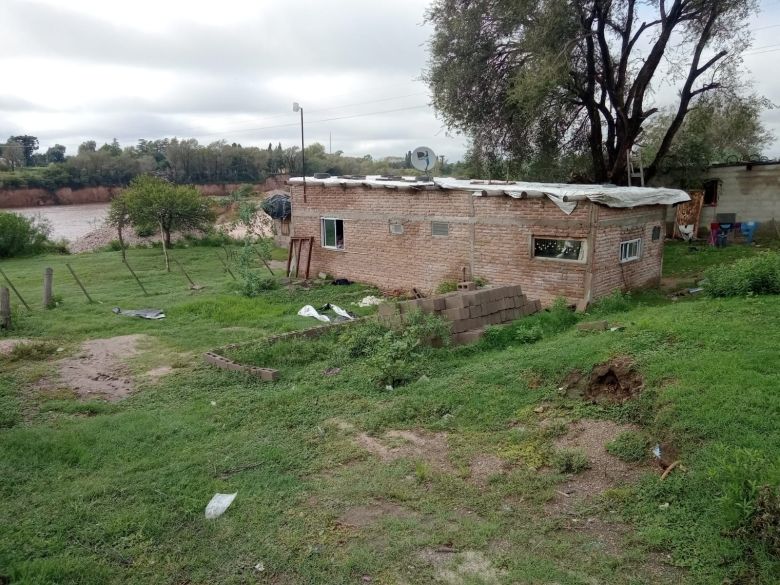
top-left (533, 238), bottom-right (585, 261)
top-left (321, 218), bottom-right (344, 249)
top-left (620, 239), bottom-right (641, 262)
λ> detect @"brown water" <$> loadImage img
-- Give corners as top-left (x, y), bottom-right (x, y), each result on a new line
top-left (11, 203), bottom-right (110, 241)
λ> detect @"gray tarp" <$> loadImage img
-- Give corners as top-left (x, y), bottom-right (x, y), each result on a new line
top-left (289, 176), bottom-right (690, 214)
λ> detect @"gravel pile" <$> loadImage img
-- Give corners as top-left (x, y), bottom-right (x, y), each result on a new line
top-left (68, 225), bottom-right (201, 254)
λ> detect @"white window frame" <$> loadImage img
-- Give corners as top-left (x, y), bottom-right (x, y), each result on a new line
top-left (321, 217), bottom-right (344, 250)
top-left (531, 236), bottom-right (587, 264)
top-left (620, 238), bottom-right (642, 263)
top-left (431, 221), bottom-right (450, 237)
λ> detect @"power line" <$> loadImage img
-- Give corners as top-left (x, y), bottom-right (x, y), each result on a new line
top-left (195, 104), bottom-right (431, 139)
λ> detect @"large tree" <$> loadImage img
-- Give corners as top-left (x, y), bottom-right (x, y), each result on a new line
top-left (425, 0), bottom-right (761, 184)
top-left (7, 135), bottom-right (39, 167)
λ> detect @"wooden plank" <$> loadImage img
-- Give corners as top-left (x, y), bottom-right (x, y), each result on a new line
top-left (304, 237), bottom-right (314, 279)
top-left (66, 263), bottom-right (95, 303)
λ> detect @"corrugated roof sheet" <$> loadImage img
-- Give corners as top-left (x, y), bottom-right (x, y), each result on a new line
top-left (288, 176), bottom-right (690, 214)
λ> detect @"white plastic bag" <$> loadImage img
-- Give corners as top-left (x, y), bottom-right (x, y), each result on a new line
top-left (298, 305), bottom-right (330, 322)
top-left (205, 492), bottom-right (237, 519)
top-left (330, 304), bottom-right (354, 320)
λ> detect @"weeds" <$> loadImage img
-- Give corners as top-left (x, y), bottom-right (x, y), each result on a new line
top-left (482, 297), bottom-right (577, 349)
top-left (703, 252), bottom-right (780, 297)
top-left (606, 430), bottom-right (649, 462)
top-left (551, 448), bottom-right (590, 474)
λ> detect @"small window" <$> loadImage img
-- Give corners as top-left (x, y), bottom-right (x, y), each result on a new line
top-left (431, 221), bottom-right (449, 237)
top-left (321, 218), bottom-right (344, 250)
top-left (620, 238), bottom-right (642, 263)
top-left (652, 226), bottom-right (661, 241)
top-left (389, 220), bottom-right (404, 235)
top-left (533, 237), bottom-right (585, 262)
top-left (703, 180), bottom-right (718, 206)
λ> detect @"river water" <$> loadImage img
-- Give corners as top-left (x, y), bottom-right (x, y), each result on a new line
top-left (11, 203), bottom-right (110, 241)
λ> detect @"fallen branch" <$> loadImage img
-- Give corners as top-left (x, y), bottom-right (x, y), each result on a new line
top-left (661, 460), bottom-right (681, 480)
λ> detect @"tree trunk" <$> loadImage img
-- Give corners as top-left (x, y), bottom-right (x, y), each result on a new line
top-left (117, 224), bottom-right (126, 263)
top-left (160, 222), bottom-right (170, 272)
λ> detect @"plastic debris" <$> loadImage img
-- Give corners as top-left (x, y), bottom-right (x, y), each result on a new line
top-left (652, 444), bottom-right (662, 459)
top-left (205, 493), bottom-right (237, 519)
top-left (298, 305), bottom-right (330, 322)
top-left (330, 304), bottom-right (354, 320)
top-left (112, 307), bottom-right (166, 320)
top-left (356, 295), bottom-right (384, 307)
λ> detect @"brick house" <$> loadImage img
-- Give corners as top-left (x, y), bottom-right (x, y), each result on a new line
top-left (287, 176), bottom-right (689, 305)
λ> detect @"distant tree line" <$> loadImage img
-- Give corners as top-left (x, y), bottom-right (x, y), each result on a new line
top-left (0, 136), bottom-right (467, 190)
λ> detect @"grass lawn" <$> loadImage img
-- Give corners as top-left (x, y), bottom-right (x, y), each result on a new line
top-left (0, 242), bottom-right (778, 584)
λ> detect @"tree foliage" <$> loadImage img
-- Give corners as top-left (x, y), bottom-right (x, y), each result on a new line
top-left (426, 0), bottom-right (764, 183)
top-left (642, 93), bottom-right (774, 188)
top-left (123, 175), bottom-right (215, 270)
top-left (0, 212), bottom-right (52, 258)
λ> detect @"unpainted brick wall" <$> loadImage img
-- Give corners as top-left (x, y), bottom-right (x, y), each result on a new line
top-left (290, 185), bottom-right (666, 304)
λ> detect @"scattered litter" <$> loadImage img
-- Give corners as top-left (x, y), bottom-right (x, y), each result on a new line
top-left (688, 287), bottom-right (703, 294)
top-left (254, 562), bottom-right (265, 573)
top-left (533, 405), bottom-right (547, 414)
top-left (609, 326), bottom-right (625, 332)
top-left (56, 347), bottom-right (64, 352)
top-left (330, 304), bottom-right (355, 320)
top-left (659, 502), bottom-right (670, 510)
top-left (318, 272), bottom-right (328, 280)
top-left (385, 384), bottom-right (393, 391)
top-left (298, 305), bottom-right (330, 322)
top-left (210, 401), bottom-right (217, 406)
top-left (323, 367), bottom-right (341, 377)
top-left (418, 374), bottom-right (430, 383)
top-left (205, 492), bottom-right (237, 519)
top-left (356, 295), bottom-right (384, 307)
top-left (331, 278), bottom-right (352, 286)
top-left (653, 444), bottom-right (662, 459)
top-left (112, 307), bottom-right (166, 320)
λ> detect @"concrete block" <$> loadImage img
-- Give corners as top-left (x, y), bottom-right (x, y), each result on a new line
top-left (469, 304), bottom-right (484, 318)
top-left (259, 368), bottom-right (280, 381)
top-left (575, 299), bottom-right (590, 313)
top-left (443, 307), bottom-right (470, 321)
top-left (451, 319), bottom-right (468, 334)
top-left (452, 329), bottom-right (485, 346)
top-left (377, 303), bottom-right (396, 317)
top-left (432, 297), bottom-right (447, 311)
top-left (577, 320), bottom-right (608, 332)
top-left (457, 281), bottom-right (476, 291)
top-left (444, 293), bottom-right (465, 310)
top-left (418, 298), bottom-right (436, 313)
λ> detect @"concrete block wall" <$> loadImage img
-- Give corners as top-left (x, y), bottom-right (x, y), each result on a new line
top-left (378, 285), bottom-right (541, 344)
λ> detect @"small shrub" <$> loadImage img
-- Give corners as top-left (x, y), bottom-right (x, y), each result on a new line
top-left (514, 324), bottom-right (543, 344)
top-left (606, 430), bottom-right (649, 462)
top-left (552, 448), bottom-right (590, 474)
top-left (473, 276), bottom-right (489, 288)
top-left (366, 310), bottom-right (451, 387)
top-left (240, 273), bottom-right (279, 297)
top-left (703, 252), bottom-right (780, 297)
top-left (0, 212), bottom-right (52, 258)
top-left (436, 280), bottom-right (458, 294)
top-left (591, 289), bottom-right (633, 314)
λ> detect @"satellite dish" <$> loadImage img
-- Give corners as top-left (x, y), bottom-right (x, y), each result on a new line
top-left (411, 146), bottom-right (436, 173)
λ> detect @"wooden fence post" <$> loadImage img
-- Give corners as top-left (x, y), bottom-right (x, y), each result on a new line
top-left (65, 263), bottom-right (95, 304)
top-left (43, 267), bottom-right (53, 309)
top-left (0, 267), bottom-right (30, 311)
top-left (0, 287), bottom-right (10, 329)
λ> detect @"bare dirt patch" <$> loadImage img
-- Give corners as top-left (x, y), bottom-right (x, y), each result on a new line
top-left (547, 419), bottom-right (648, 512)
top-left (469, 454), bottom-right (505, 486)
top-left (145, 365), bottom-right (174, 381)
top-left (336, 500), bottom-right (415, 528)
top-left (355, 429), bottom-right (453, 472)
top-left (42, 334), bottom-right (146, 401)
top-left (418, 549), bottom-right (505, 585)
top-left (563, 356), bottom-right (644, 403)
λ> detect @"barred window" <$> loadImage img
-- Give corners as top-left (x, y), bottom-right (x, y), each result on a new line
top-left (431, 221), bottom-right (449, 237)
top-left (321, 218), bottom-right (344, 250)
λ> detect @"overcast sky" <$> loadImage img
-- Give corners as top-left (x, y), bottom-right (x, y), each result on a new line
top-left (2, 0), bottom-right (779, 162)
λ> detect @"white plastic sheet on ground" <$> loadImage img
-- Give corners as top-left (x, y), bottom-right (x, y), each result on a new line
top-left (298, 305), bottom-right (330, 322)
top-left (356, 295), bottom-right (384, 307)
top-left (205, 493), bottom-right (237, 519)
top-left (330, 304), bottom-right (353, 320)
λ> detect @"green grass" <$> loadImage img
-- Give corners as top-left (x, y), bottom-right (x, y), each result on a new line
top-left (663, 239), bottom-right (780, 281)
top-left (0, 244), bottom-right (778, 584)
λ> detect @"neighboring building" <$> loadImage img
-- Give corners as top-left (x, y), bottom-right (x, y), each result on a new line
top-left (287, 176), bottom-right (688, 305)
top-left (698, 161), bottom-right (780, 230)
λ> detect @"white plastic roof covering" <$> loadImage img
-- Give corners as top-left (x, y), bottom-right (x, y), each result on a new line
top-left (288, 176), bottom-right (690, 215)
